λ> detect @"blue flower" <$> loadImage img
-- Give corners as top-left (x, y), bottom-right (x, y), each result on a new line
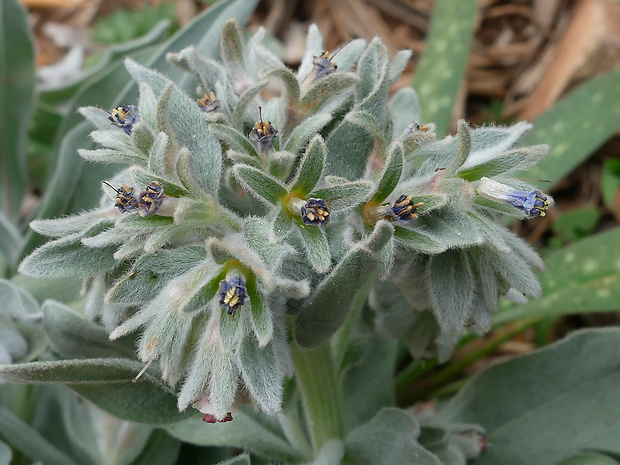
top-left (107, 104), bottom-right (138, 135)
top-left (390, 194), bottom-right (424, 222)
top-left (218, 276), bottom-right (249, 315)
top-left (478, 177), bottom-right (551, 218)
top-left (301, 198), bottom-right (330, 226)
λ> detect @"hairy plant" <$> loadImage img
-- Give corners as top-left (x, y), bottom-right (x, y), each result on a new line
top-left (15, 18), bottom-right (553, 461)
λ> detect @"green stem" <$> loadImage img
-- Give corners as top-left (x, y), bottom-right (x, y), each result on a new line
top-left (290, 342), bottom-right (344, 454)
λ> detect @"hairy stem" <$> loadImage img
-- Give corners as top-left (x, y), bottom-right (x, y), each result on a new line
top-left (290, 342), bottom-right (344, 454)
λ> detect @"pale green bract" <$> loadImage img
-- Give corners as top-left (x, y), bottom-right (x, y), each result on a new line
top-left (17, 19), bottom-right (552, 428)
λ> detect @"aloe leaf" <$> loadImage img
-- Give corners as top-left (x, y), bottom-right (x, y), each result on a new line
top-left (412, 0), bottom-right (477, 136)
top-left (522, 69), bottom-right (620, 187)
top-left (0, 0), bottom-right (34, 222)
top-left (494, 227), bottom-right (620, 326)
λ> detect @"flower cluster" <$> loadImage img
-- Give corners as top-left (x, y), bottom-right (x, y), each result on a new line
top-left (19, 20), bottom-right (552, 420)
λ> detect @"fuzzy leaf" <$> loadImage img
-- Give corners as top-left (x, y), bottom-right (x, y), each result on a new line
top-left (234, 165), bottom-right (288, 205)
top-left (246, 274), bottom-right (274, 347)
top-left (389, 87), bottom-right (421, 138)
top-left (219, 19), bottom-right (245, 78)
top-left (236, 336), bottom-right (283, 414)
top-left (77, 148), bottom-right (147, 166)
top-left (447, 119), bottom-right (472, 173)
top-left (298, 224), bottom-right (331, 274)
top-left (457, 145), bottom-right (549, 181)
top-left (231, 81), bottom-right (268, 130)
top-left (346, 408), bottom-right (440, 465)
top-left (147, 131), bottom-right (171, 177)
top-left (428, 249), bottom-right (475, 333)
top-left (290, 135), bottom-right (326, 196)
top-left (412, 0), bottom-right (477, 135)
top-left (129, 166), bottom-right (189, 198)
top-left (374, 144), bottom-right (404, 203)
top-left (167, 408), bottom-right (301, 462)
top-left (283, 113), bottom-right (332, 155)
top-left (0, 358), bottom-right (190, 424)
top-left (522, 70), bottom-right (620, 187)
top-left (311, 440), bottom-right (345, 465)
top-left (387, 50), bottom-right (412, 86)
top-left (300, 72), bottom-right (359, 115)
top-left (19, 235), bottom-right (118, 279)
top-left (42, 300), bottom-right (132, 359)
top-left (346, 110), bottom-right (384, 140)
top-left (313, 181), bottom-right (374, 213)
top-left (441, 328), bottom-right (620, 464)
top-left (0, 441), bottom-right (10, 465)
top-left (295, 222), bottom-right (393, 348)
top-left (394, 226), bottom-right (447, 254)
top-left (210, 123), bottom-right (259, 159)
top-left (272, 209), bottom-right (293, 239)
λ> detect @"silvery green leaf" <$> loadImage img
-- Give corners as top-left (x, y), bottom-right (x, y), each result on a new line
top-left (138, 82), bottom-right (158, 129)
top-left (236, 335), bottom-right (283, 414)
top-left (297, 24), bottom-right (324, 83)
top-left (345, 408), bottom-right (441, 465)
top-left (210, 123), bottom-right (259, 159)
top-left (19, 234), bottom-right (118, 279)
top-left (394, 226), bottom-right (447, 254)
top-left (166, 46), bottom-right (228, 94)
top-left (42, 300), bottom-right (132, 359)
top-left (226, 149), bottom-right (262, 168)
top-left (77, 148), bottom-right (147, 166)
top-left (298, 224), bottom-right (331, 274)
top-left (147, 131), bottom-right (171, 177)
top-left (300, 72), bottom-right (359, 115)
top-left (78, 106), bottom-right (115, 130)
top-left (346, 110), bottom-right (384, 140)
top-left (245, 26), bottom-right (266, 73)
top-left (116, 212), bottom-right (173, 231)
top-left (273, 210), bottom-right (293, 240)
top-left (0, 317), bottom-right (27, 363)
top-left (263, 67), bottom-right (301, 105)
top-left (255, 44), bottom-right (286, 70)
top-left (446, 119), bottom-right (472, 174)
top-left (81, 227), bottom-right (126, 248)
top-left (428, 250), bottom-right (475, 333)
top-left (374, 143), bottom-right (404, 203)
top-left (413, 208), bottom-right (484, 249)
top-left (219, 19), bottom-right (245, 79)
top-left (332, 38), bottom-right (366, 73)
top-left (413, 193), bottom-right (448, 215)
top-left (481, 246), bottom-right (541, 298)
top-left (126, 60), bottom-right (223, 196)
top-left (457, 145), bottom-right (549, 181)
top-left (498, 228), bottom-right (544, 271)
top-left (131, 122), bottom-right (156, 156)
top-left (325, 118), bottom-right (374, 180)
top-left (231, 81), bottom-right (268, 129)
top-left (295, 221), bottom-right (392, 348)
top-left (459, 121), bottom-right (532, 169)
top-left (234, 164), bottom-right (288, 205)
top-left (290, 134), bottom-right (326, 195)
top-left (387, 49), bottom-right (412, 86)
top-left (129, 166), bottom-right (189, 197)
top-left (468, 214), bottom-right (511, 254)
top-left (243, 217), bottom-right (291, 267)
top-left (0, 407), bottom-right (80, 465)
top-left (0, 279), bottom-right (40, 320)
top-left (0, 359), bottom-right (190, 424)
top-left (356, 37), bottom-right (389, 103)
top-left (155, 81), bottom-right (174, 140)
top-left (167, 408), bottom-right (301, 462)
top-left (283, 113), bottom-right (332, 155)
top-left (313, 181), bottom-right (374, 213)
top-left (245, 275), bottom-right (273, 347)
top-left (90, 130), bottom-right (141, 159)
top-left (311, 439), bottom-right (345, 465)
top-left (389, 87), bottom-right (421, 138)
